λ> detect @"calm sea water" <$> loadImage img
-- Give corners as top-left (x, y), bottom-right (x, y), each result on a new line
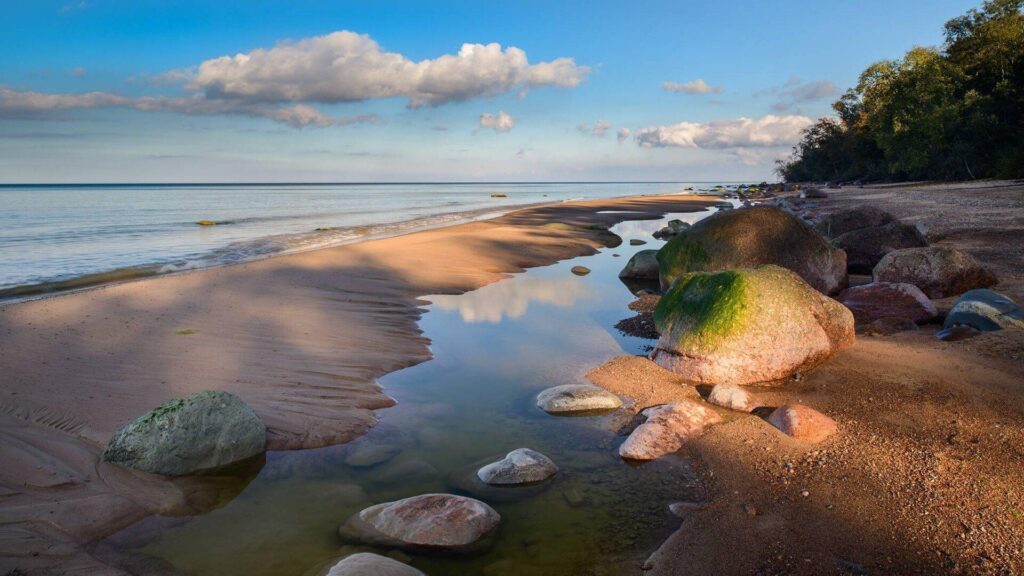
top-left (106, 209), bottom-right (721, 576)
top-left (0, 182), bottom-right (726, 299)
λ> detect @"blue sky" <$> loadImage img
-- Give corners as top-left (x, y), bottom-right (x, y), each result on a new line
top-left (0, 0), bottom-right (980, 182)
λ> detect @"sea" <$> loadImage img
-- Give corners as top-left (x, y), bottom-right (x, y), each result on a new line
top-left (0, 182), bottom-right (732, 300)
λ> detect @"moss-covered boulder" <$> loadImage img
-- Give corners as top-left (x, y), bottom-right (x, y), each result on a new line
top-left (103, 390), bottom-right (266, 476)
top-left (651, 265), bottom-right (854, 385)
top-left (656, 206), bottom-right (847, 295)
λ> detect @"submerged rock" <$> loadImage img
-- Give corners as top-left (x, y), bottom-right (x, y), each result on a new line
top-left (619, 249), bottom-right (660, 280)
top-left (102, 390), bottom-right (266, 476)
top-left (339, 494), bottom-right (500, 551)
top-left (768, 405), bottom-right (838, 443)
top-left (536, 384), bottom-right (623, 414)
top-left (656, 206), bottom-right (847, 295)
top-left (833, 221), bottom-right (927, 274)
top-left (619, 401), bottom-right (722, 461)
top-left (326, 553), bottom-right (424, 576)
top-left (839, 282), bottom-right (937, 324)
top-left (815, 205), bottom-right (896, 239)
top-left (706, 384), bottom-right (755, 412)
top-left (944, 289), bottom-right (1024, 331)
top-left (651, 265), bottom-right (854, 385)
top-left (873, 247), bottom-right (997, 298)
top-left (477, 448), bottom-right (558, 485)
top-left (344, 443), bottom-right (401, 468)
top-left (630, 239), bottom-right (647, 246)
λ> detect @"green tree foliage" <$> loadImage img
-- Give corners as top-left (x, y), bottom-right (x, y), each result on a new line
top-left (778, 0), bottom-right (1023, 182)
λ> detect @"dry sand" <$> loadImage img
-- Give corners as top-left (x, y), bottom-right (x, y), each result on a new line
top-left (589, 181), bottom-right (1024, 575)
top-left (0, 194), bottom-right (714, 575)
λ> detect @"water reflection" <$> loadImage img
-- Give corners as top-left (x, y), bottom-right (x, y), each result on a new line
top-left (430, 276), bottom-right (594, 323)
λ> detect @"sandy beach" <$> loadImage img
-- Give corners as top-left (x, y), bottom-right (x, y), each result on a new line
top-left (0, 193), bottom-right (715, 574)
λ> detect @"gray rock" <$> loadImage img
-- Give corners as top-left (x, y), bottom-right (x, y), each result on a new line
top-left (325, 553), bottom-right (424, 576)
top-left (944, 289), bottom-right (1024, 331)
top-left (834, 221), bottom-right (927, 274)
top-left (815, 206), bottom-right (896, 239)
top-left (339, 494), bottom-right (500, 551)
top-left (618, 249), bottom-right (660, 280)
top-left (706, 384), bottom-right (754, 412)
top-left (536, 384), bottom-right (623, 414)
top-left (800, 187), bottom-right (828, 199)
top-left (102, 390), bottom-right (265, 476)
top-left (477, 448), bottom-right (558, 485)
top-left (873, 247), bottom-right (997, 298)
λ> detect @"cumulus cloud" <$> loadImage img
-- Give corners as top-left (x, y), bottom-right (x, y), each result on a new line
top-left (616, 127), bottom-right (631, 143)
top-left (191, 31), bottom-right (589, 108)
top-left (663, 79), bottom-right (722, 95)
top-left (761, 77), bottom-right (838, 111)
top-left (478, 111), bottom-right (514, 133)
top-left (634, 114), bottom-right (813, 149)
top-left (577, 120), bottom-right (612, 137)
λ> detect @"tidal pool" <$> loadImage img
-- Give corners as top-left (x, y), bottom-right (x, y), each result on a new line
top-left (114, 208), bottom-right (720, 576)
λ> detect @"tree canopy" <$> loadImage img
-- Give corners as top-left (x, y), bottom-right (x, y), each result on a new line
top-left (778, 0), bottom-right (1023, 182)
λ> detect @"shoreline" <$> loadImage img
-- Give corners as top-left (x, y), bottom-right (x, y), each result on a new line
top-left (0, 193), bottom-right (717, 574)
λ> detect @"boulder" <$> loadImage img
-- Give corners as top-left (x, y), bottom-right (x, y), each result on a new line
top-left (706, 384), bottom-right (755, 412)
top-left (345, 443), bottom-right (401, 468)
top-left (618, 401), bottom-right (722, 461)
top-left (477, 448), bottom-right (558, 485)
top-left (873, 247), bottom-right (997, 298)
top-left (656, 206), bottom-right (847, 295)
top-left (838, 282), bottom-right (937, 324)
top-left (768, 405), bottom-right (837, 443)
top-left (800, 187), bottom-right (828, 199)
top-left (339, 494), bottom-right (500, 551)
top-left (944, 289), bottom-right (1024, 331)
top-left (326, 553), bottom-right (424, 576)
top-left (833, 221), bottom-right (927, 274)
top-left (651, 265), bottom-right (854, 385)
top-left (815, 205), bottom-right (896, 239)
top-left (618, 249), bottom-right (660, 280)
top-left (629, 239), bottom-right (647, 246)
top-left (653, 219), bottom-right (690, 240)
top-left (536, 384), bottom-right (623, 414)
top-left (102, 390), bottom-right (266, 476)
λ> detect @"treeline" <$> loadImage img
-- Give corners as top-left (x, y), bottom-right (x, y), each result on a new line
top-left (778, 0), bottom-right (1024, 182)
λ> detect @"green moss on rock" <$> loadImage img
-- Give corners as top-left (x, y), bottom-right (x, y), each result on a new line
top-left (653, 270), bottom-right (750, 351)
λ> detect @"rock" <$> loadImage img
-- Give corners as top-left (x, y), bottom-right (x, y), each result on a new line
top-left (619, 401), bottom-right (722, 460)
top-left (563, 488), bottom-right (587, 507)
top-left (833, 221), bottom-right (927, 274)
top-left (375, 459), bottom-right (440, 485)
top-left (196, 220), bottom-right (217, 226)
top-left (859, 316), bottom-right (919, 336)
top-left (325, 553), bottom-right (424, 576)
top-left (657, 205), bottom-right (847, 295)
top-left (815, 206), bottom-right (895, 239)
top-left (102, 391), bottom-right (266, 476)
top-left (618, 249), bottom-right (660, 280)
top-left (936, 325), bottom-right (982, 342)
top-left (476, 448), bottom-right (558, 485)
top-left (651, 265), bottom-right (855, 385)
top-left (339, 494), bottom-right (500, 551)
top-left (630, 239), bottom-right (647, 246)
top-left (838, 282), bottom-right (937, 324)
top-left (873, 247), bottom-right (997, 298)
top-left (800, 187), bottom-right (827, 199)
top-left (768, 405), bottom-right (837, 443)
top-left (653, 219), bottom-right (690, 240)
top-left (490, 193), bottom-right (507, 198)
top-left (536, 384), bottom-right (623, 414)
top-left (944, 289), bottom-right (1024, 331)
top-left (571, 266), bottom-right (591, 276)
top-left (706, 384), bottom-right (754, 412)
top-left (345, 443), bottom-right (401, 468)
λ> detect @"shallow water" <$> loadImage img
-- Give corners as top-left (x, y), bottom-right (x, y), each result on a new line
top-left (112, 208), bottom-right (721, 576)
top-left (0, 182), bottom-right (728, 298)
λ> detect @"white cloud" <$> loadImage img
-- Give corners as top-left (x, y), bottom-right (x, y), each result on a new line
top-left (634, 114), bottom-right (813, 149)
top-left (616, 127), bottom-right (631, 143)
top-left (192, 31), bottom-right (589, 108)
top-left (478, 111), bottom-right (514, 133)
top-left (577, 119), bottom-right (612, 137)
top-left (663, 79), bottom-right (722, 95)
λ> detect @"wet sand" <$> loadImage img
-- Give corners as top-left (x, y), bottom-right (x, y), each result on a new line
top-left (0, 194), bottom-right (715, 574)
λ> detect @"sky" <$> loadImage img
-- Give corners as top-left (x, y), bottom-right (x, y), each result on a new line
top-left (0, 0), bottom-right (981, 183)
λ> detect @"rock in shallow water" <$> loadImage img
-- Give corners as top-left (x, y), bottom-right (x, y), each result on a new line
top-left (839, 282), bottom-right (937, 324)
top-left (619, 249), bottom-right (660, 280)
top-left (477, 448), bottom-right (558, 485)
top-left (768, 405), bottom-right (837, 443)
top-left (944, 289), bottom-right (1024, 332)
top-left (339, 494), bottom-right (500, 551)
top-left (651, 265), bottom-right (855, 385)
top-left (326, 553), bottom-right (424, 576)
top-left (619, 401), bottom-right (722, 461)
top-left (536, 384), bottom-right (623, 414)
top-left (571, 266), bottom-right (591, 276)
top-left (102, 390), bottom-right (266, 476)
top-left (873, 247), bottom-right (997, 299)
